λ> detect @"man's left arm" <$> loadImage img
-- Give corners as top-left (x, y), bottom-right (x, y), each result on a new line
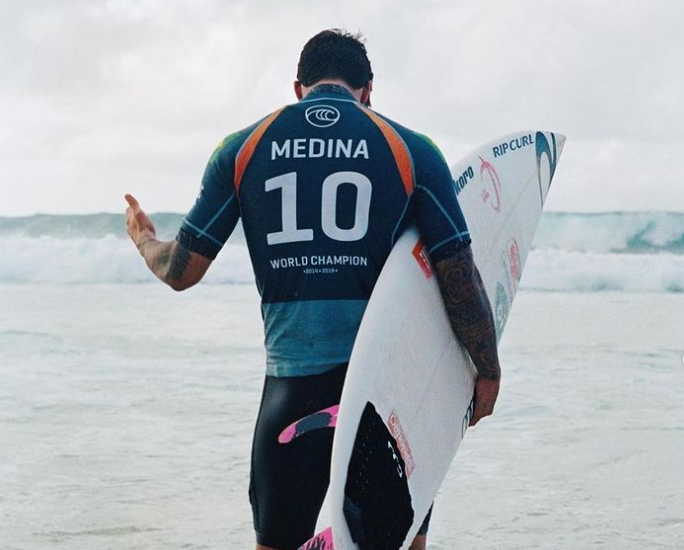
top-left (433, 246), bottom-right (501, 426)
top-left (125, 194), bottom-right (212, 291)
top-left (410, 132), bottom-right (501, 426)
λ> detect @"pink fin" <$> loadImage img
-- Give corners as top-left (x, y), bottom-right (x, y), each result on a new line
top-left (278, 405), bottom-right (340, 444)
top-left (297, 526), bottom-right (334, 550)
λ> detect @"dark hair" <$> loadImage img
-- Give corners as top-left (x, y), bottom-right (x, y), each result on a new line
top-left (297, 29), bottom-right (373, 89)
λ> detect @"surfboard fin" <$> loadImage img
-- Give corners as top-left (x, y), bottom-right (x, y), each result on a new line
top-left (278, 404), bottom-right (340, 444)
top-left (297, 526), bottom-right (334, 550)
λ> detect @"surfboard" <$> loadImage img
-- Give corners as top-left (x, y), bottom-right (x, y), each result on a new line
top-left (296, 130), bottom-right (566, 550)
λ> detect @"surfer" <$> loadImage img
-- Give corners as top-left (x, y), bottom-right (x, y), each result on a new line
top-left (125, 29), bottom-right (501, 550)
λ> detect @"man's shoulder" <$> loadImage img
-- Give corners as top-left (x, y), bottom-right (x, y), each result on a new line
top-left (207, 113), bottom-right (278, 166)
top-left (370, 111), bottom-right (449, 168)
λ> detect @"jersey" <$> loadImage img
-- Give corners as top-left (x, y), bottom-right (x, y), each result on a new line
top-left (176, 84), bottom-right (471, 377)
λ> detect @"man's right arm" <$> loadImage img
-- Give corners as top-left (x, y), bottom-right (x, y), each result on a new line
top-left (434, 245), bottom-right (501, 426)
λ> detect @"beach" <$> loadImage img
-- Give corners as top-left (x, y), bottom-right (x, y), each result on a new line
top-left (2, 1), bottom-right (683, 547)
top-left (1, 281), bottom-right (682, 549)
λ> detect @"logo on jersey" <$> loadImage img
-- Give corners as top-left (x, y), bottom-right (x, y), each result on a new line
top-left (411, 239), bottom-right (433, 278)
top-left (305, 105), bottom-right (341, 128)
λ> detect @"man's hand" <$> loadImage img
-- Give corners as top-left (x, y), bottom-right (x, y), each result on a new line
top-left (125, 194), bottom-right (156, 252)
top-left (124, 194), bottom-right (212, 291)
top-left (469, 376), bottom-right (500, 427)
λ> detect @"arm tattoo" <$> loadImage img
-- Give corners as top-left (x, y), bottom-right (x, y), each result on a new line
top-left (139, 240), bottom-right (193, 287)
top-left (167, 244), bottom-right (192, 282)
top-left (434, 246), bottom-right (501, 380)
top-left (149, 244), bottom-right (171, 277)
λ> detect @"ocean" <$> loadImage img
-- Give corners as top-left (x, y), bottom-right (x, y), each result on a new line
top-left (1, 212), bottom-right (683, 549)
top-left (1, 211), bottom-right (683, 291)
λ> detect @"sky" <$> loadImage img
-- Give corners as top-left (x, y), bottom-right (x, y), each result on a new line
top-left (1, 0), bottom-right (682, 216)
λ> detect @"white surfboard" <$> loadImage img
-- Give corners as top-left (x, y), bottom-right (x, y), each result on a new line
top-left (300, 131), bottom-right (565, 550)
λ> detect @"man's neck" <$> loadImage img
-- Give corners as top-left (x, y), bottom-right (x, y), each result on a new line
top-left (301, 80), bottom-right (361, 101)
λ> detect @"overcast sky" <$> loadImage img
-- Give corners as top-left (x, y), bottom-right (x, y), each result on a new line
top-left (1, 0), bottom-right (682, 216)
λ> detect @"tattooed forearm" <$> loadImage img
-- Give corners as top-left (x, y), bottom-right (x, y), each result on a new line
top-left (148, 243), bottom-right (171, 277)
top-left (167, 244), bottom-right (192, 282)
top-left (138, 239), bottom-right (193, 289)
top-left (434, 246), bottom-right (501, 380)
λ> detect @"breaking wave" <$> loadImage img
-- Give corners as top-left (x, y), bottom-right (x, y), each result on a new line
top-left (0, 212), bottom-right (682, 292)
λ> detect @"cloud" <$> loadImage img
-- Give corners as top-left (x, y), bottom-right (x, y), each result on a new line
top-left (0, 0), bottom-right (682, 215)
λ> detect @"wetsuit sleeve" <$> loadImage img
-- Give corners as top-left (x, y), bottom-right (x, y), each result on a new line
top-left (411, 135), bottom-right (471, 261)
top-left (175, 133), bottom-right (242, 259)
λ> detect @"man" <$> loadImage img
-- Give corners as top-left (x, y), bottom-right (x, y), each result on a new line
top-left (125, 29), bottom-right (501, 550)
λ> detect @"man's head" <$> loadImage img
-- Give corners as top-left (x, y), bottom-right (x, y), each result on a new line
top-left (295, 29), bottom-right (373, 106)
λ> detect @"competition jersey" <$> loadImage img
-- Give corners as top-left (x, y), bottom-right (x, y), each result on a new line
top-left (177, 85), bottom-right (471, 377)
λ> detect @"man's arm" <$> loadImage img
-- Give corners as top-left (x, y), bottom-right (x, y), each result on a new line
top-left (125, 194), bottom-right (212, 291)
top-left (434, 245), bottom-right (501, 426)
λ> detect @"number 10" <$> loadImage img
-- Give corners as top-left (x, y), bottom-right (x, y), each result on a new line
top-left (265, 171), bottom-right (372, 245)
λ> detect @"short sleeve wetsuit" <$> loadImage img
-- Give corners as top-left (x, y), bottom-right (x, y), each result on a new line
top-left (176, 84), bottom-right (471, 548)
top-left (178, 84), bottom-right (470, 376)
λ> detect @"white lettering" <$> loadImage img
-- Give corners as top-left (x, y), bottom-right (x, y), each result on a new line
top-left (269, 139), bottom-right (370, 160)
top-left (293, 139), bottom-right (306, 158)
top-left (353, 140), bottom-right (369, 159)
top-left (271, 141), bottom-right (290, 160)
top-left (321, 172), bottom-right (372, 242)
top-left (335, 139), bottom-right (352, 159)
top-left (271, 255), bottom-right (368, 269)
top-left (265, 173), bottom-right (314, 245)
top-left (309, 138), bottom-right (325, 158)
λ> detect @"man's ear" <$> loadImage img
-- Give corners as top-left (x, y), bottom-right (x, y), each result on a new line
top-left (361, 81), bottom-right (373, 107)
top-left (294, 81), bottom-right (304, 100)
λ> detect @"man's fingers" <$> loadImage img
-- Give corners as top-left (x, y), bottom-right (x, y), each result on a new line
top-left (468, 403), bottom-right (491, 426)
top-left (467, 377), bottom-right (500, 427)
top-left (469, 403), bottom-right (485, 426)
top-left (124, 194), bottom-right (140, 210)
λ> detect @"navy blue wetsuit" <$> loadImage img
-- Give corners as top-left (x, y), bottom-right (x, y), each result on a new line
top-left (177, 84), bottom-right (470, 377)
top-left (176, 84), bottom-right (470, 548)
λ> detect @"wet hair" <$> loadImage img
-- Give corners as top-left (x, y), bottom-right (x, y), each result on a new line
top-left (297, 29), bottom-right (374, 89)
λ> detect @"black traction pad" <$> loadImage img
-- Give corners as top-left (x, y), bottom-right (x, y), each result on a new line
top-left (343, 401), bottom-right (414, 550)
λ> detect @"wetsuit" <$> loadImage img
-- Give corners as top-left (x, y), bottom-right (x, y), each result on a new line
top-left (177, 84), bottom-right (470, 549)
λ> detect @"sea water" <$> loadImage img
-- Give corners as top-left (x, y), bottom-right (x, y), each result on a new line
top-left (0, 213), bottom-right (683, 549)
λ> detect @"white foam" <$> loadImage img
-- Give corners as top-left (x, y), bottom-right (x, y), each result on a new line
top-left (1, 233), bottom-right (683, 292)
top-left (522, 250), bottom-right (684, 293)
top-left (532, 211), bottom-right (684, 254)
top-left (0, 236), bottom-right (253, 285)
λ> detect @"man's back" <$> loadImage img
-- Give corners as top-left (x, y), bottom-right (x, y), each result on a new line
top-left (177, 84), bottom-right (471, 376)
top-left (124, 29), bottom-right (501, 550)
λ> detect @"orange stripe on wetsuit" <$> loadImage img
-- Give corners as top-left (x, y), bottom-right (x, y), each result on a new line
top-left (355, 105), bottom-right (415, 196)
top-left (234, 107), bottom-right (285, 193)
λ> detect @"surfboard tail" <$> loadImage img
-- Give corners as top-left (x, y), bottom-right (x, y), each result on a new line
top-left (297, 526), bottom-right (334, 550)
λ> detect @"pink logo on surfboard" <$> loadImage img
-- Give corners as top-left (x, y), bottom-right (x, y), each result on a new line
top-left (479, 156), bottom-right (502, 213)
top-left (388, 410), bottom-right (415, 478)
top-left (298, 526), bottom-right (334, 550)
top-left (507, 237), bottom-right (521, 282)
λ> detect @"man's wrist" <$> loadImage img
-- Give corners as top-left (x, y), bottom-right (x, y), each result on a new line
top-left (136, 231), bottom-right (157, 255)
top-left (476, 362), bottom-right (501, 381)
